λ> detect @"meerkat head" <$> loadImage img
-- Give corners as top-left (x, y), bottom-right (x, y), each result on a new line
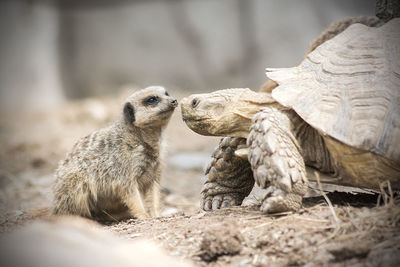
top-left (123, 86), bottom-right (178, 129)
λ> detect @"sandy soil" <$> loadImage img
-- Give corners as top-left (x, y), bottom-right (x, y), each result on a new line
top-left (0, 88), bottom-right (399, 266)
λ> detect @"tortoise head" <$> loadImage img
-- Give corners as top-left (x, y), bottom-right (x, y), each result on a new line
top-left (181, 88), bottom-right (278, 138)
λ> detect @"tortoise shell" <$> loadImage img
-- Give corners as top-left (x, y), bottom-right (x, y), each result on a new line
top-left (266, 19), bottom-right (400, 163)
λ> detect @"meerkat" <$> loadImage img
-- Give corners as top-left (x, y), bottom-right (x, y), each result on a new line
top-left (52, 86), bottom-right (178, 221)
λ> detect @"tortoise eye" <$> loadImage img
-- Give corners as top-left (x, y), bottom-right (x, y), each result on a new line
top-left (192, 98), bottom-right (199, 108)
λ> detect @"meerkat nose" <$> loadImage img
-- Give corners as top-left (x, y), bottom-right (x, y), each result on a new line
top-left (171, 99), bottom-right (178, 107)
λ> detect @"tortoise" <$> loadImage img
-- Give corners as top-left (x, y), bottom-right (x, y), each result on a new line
top-left (180, 18), bottom-right (400, 213)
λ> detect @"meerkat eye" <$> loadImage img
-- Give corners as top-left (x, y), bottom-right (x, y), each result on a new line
top-left (144, 96), bottom-right (160, 106)
top-left (165, 91), bottom-right (170, 96)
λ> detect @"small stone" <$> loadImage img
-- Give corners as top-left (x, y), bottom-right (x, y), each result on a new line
top-left (169, 152), bottom-right (211, 171)
top-left (197, 223), bottom-right (243, 262)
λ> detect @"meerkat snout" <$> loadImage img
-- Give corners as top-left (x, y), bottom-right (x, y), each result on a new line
top-left (52, 86), bottom-right (176, 221)
top-left (171, 99), bottom-right (178, 107)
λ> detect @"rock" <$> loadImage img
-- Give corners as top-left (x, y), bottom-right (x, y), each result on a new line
top-left (0, 216), bottom-right (192, 267)
top-left (161, 207), bottom-right (181, 217)
top-left (198, 222), bottom-right (243, 261)
top-left (169, 152), bottom-right (211, 171)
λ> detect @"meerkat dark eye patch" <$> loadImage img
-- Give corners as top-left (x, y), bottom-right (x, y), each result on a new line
top-left (143, 95), bottom-right (160, 106)
top-left (165, 91), bottom-right (170, 96)
top-left (123, 102), bottom-right (135, 123)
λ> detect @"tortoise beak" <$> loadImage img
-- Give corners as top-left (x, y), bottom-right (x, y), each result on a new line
top-left (180, 96), bottom-right (192, 119)
top-left (181, 96), bottom-right (203, 120)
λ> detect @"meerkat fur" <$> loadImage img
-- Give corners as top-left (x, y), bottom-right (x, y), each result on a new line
top-left (52, 86), bottom-right (178, 221)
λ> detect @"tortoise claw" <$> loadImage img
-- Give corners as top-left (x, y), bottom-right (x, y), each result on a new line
top-left (201, 195), bottom-right (213, 211)
top-left (221, 199), bottom-right (231, 208)
top-left (200, 137), bottom-right (254, 211)
top-left (211, 196), bottom-right (222, 210)
top-left (260, 185), bottom-right (306, 213)
top-left (201, 187), bottom-right (248, 211)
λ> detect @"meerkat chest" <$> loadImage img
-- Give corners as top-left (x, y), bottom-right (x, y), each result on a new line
top-left (125, 143), bottom-right (160, 171)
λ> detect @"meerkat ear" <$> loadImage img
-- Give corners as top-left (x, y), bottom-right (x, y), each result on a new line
top-left (123, 102), bottom-right (135, 124)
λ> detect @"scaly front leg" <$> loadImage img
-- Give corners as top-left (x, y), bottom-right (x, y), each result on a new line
top-left (247, 107), bottom-right (308, 213)
top-left (201, 137), bottom-right (254, 210)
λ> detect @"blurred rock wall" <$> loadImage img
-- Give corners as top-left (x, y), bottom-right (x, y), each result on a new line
top-left (0, 0), bottom-right (375, 110)
top-left (0, 1), bottom-right (63, 110)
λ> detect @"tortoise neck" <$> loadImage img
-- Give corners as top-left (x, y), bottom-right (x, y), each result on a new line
top-left (285, 110), bottom-right (336, 174)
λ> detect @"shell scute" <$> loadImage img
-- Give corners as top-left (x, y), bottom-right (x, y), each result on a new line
top-left (267, 19), bottom-right (400, 162)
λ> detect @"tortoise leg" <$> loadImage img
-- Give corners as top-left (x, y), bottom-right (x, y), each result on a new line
top-left (247, 108), bottom-right (308, 213)
top-left (201, 137), bottom-right (255, 211)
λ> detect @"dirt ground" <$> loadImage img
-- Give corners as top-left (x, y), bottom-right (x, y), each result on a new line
top-left (0, 88), bottom-right (399, 266)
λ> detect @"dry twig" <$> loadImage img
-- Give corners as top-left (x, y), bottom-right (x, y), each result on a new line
top-left (315, 172), bottom-right (340, 224)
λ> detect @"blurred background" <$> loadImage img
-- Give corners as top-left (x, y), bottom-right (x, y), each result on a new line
top-left (0, 0), bottom-right (375, 111)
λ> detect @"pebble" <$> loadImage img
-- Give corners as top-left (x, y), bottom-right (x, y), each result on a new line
top-left (169, 152), bottom-right (211, 171)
